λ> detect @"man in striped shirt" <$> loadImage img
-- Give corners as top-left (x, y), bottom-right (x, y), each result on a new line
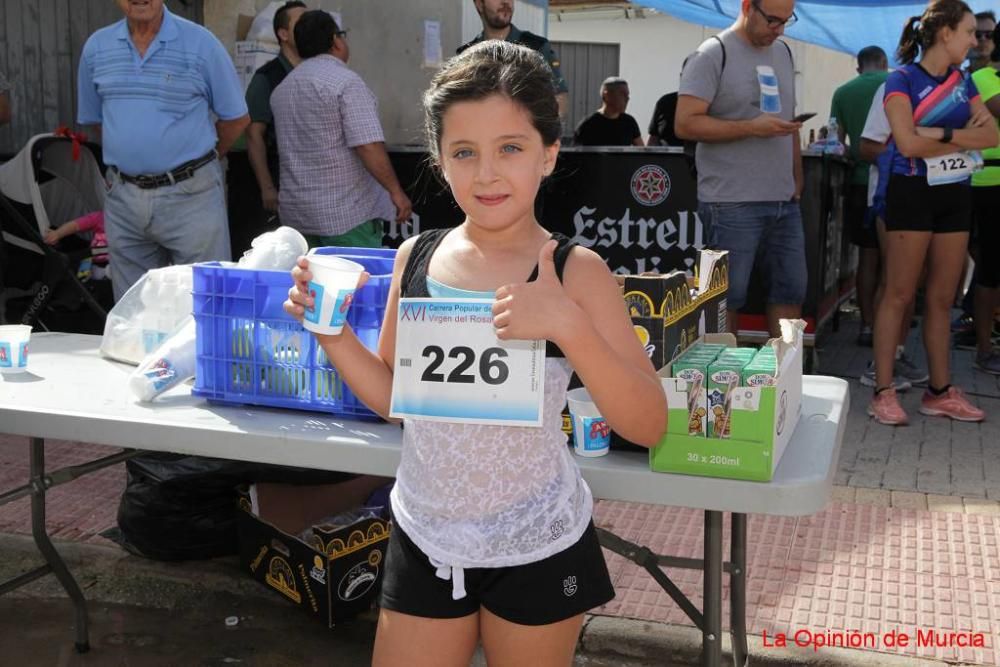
top-left (271, 10), bottom-right (411, 248)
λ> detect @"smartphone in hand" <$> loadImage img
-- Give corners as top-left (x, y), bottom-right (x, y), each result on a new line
top-left (792, 112), bottom-right (817, 123)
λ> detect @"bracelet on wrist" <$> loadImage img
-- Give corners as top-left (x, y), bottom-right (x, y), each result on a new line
top-left (939, 127), bottom-right (953, 143)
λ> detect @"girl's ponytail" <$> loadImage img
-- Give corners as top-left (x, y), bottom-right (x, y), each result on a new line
top-left (896, 16), bottom-right (923, 65)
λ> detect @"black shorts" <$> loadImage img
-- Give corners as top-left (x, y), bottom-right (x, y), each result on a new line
top-left (885, 174), bottom-right (972, 233)
top-left (846, 184), bottom-right (878, 248)
top-left (378, 515), bottom-right (615, 625)
top-left (973, 185), bottom-right (1000, 289)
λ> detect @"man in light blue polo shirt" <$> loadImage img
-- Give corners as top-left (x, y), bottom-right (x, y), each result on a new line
top-left (77, 0), bottom-right (249, 300)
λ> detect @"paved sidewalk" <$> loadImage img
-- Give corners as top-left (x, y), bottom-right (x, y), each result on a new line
top-left (819, 313), bottom-right (1000, 501)
top-left (2, 436), bottom-right (998, 665)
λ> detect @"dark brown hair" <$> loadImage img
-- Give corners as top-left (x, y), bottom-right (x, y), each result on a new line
top-left (423, 40), bottom-right (561, 166)
top-left (896, 0), bottom-right (973, 64)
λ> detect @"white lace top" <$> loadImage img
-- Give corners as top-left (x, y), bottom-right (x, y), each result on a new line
top-left (388, 278), bottom-right (594, 598)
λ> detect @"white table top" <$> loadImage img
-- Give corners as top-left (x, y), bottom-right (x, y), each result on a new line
top-left (0, 333), bottom-right (849, 516)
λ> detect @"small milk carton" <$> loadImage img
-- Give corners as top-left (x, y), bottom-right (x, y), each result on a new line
top-left (706, 354), bottom-right (750, 439)
top-left (742, 348), bottom-right (779, 387)
top-left (672, 351), bottom-right (718, 437)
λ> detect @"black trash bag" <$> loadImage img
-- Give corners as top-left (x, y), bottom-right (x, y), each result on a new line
top-left (117, 452), bottom-right (357, 562)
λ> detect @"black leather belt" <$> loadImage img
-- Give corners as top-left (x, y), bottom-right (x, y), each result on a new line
top-left (116, 150), bottom-right (217, 189)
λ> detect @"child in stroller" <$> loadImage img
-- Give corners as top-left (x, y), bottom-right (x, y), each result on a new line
top-left (43, 210), bottom-right (109, 281)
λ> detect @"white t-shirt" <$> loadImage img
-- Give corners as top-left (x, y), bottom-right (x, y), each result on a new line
top-left (861, 83), bottom-right (890, 206)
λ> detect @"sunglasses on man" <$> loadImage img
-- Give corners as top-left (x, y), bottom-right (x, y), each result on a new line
top-left (976, 30), bottom-right (994, 40)
top-left (751, 1), bottom-right (798, 28)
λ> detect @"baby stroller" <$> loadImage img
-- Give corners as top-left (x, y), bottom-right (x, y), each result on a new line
top-left (0, 131), bottom-right (112, 332)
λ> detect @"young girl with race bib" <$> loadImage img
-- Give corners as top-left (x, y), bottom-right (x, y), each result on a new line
top-left (870, 0), bottom-right (999, 425)
top-left (284, 41), bottom-right (667, 666)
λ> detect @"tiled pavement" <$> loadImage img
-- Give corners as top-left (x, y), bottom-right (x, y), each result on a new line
top-left (2, 311), bottom-right (1000, 665)
top-left (818, 312), bottom-right (1000, 501)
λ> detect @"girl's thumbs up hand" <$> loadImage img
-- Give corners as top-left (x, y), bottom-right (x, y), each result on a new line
top-left (492, 239), bottom-right (581, 344)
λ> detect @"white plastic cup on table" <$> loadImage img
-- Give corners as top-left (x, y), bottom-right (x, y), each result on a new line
top-left (0, 325), bottom-right (32, 374)
top-left (567, 387), bottom-right (611, 458)
top-left (301, 254), bottom-right (365, 336)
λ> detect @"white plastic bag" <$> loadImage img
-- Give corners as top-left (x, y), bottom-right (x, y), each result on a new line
top-left (245, 2), bottom-right (285, 43)
top-left (100, 265), bottom-right (194, 365)
top-left (127, 227), bottom-right (308, 401)
top-left (238, 226), bottom-right (308, 269)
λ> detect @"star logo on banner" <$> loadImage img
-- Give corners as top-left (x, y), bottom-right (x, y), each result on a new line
top-left (630, 165), bottom-right (671, 206)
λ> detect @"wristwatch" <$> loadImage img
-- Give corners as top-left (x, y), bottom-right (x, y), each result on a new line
top-left (940, 127), bottom-right (953, 143)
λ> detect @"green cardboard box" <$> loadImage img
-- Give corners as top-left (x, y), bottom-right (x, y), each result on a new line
top-left (651, 321), bottom-right (805, 481)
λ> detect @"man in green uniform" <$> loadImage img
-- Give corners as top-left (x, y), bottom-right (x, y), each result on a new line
top-left (457, 0), bottom-right (569, 117)
top-left (829, 46), bottom-right (888, 347)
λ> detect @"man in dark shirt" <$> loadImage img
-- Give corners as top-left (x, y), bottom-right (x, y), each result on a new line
top-left (647, 92), bottom-right (683, 147)
top-left (244, 1), bottom-right (307, 215)
top-left (458, 0), bottom-right (569, 117)
top-left (573, 77), bottom-right (643, 147)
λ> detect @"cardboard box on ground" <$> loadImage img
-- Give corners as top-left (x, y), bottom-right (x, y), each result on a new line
top-left (237, 475), bottom-right (394, 627)
top-left (652, 320), bottom-right (806, 482)
top-left (561, 250), bottom-right (729, 452)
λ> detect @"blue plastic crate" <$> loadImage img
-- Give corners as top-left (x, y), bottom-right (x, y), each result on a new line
top-left (192, 247), bottom-right (396, 419)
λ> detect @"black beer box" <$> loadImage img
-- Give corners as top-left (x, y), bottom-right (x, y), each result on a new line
top-left (623, 270), bottom-right (690, 371)
top-left (237, 493), bottom-right (391, 627)
top-left (560, 252), bottom-right (730, 449)
top-left (664, 254), bottom-right (730, 367)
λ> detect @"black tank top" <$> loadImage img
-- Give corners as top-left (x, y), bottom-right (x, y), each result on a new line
top-left (399, 228), bottom-right (575, 358)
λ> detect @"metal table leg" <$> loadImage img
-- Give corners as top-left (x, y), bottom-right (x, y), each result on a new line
top-left (730, 513), bottom-right (748, 667)
top-left (703, 510), bottom-right (723, 667)
top-left (0, 437), bottom-right (137, 651)
top-left (28, 438), bottom-right (90, 653)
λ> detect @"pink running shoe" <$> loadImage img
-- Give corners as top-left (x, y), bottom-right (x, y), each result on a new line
top-left (919, 386), bottom-right (985, 422)
top-left (867, 387), bottom-right (908, 425)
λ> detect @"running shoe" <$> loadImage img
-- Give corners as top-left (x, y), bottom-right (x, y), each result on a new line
top-left (868, 388), bottom-right (908, 425)
top-left (974, 351), bottom-right (1000, 376)
top-left (919, 386), bottom-right (985, 422)
top-left (859, 361), bottom-right (912, 391)
top-left (895, 353), bottom-right (929, 385)
top-left (951, 314), bottom-right (974, 333)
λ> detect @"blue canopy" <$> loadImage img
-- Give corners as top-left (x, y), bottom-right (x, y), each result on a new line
top-left (641, 0), bottom-right (1000, 60)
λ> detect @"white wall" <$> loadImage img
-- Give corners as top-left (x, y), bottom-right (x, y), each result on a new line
top-left (204, 0), bottom-right (467, 144)
top-left (548, 9), bottom-right (857, 141)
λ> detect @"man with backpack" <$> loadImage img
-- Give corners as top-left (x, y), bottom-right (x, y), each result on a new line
top-left (675, 0), bottom-right (805, 338)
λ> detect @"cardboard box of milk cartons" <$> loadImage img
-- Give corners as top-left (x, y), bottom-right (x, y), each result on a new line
top-left (651, 320), bottom-right (806, 482)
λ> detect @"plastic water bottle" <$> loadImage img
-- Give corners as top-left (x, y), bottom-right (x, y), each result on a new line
top-left (825, 117), bottom-right (844, 155)
top-left (140, 278), bottom-right (166, 354)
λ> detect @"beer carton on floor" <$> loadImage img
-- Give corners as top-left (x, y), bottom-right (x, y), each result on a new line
top-left (651, 320), bottom-right (805, 481)
top-left (236, 489), bottom-right (391, 627)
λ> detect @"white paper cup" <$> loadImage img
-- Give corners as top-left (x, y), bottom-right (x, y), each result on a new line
top-left (567, 387), bottom-right (610, 457)
top-left (302, 255), bottom-right (365, 335)
top-left (0, 325), bottom-right (31, 374)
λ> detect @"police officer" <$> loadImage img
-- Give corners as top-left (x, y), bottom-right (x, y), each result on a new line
top-left (458, 0), bottom-right (569, 117)
top-left (245, 1), bottom-right (307, 218)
